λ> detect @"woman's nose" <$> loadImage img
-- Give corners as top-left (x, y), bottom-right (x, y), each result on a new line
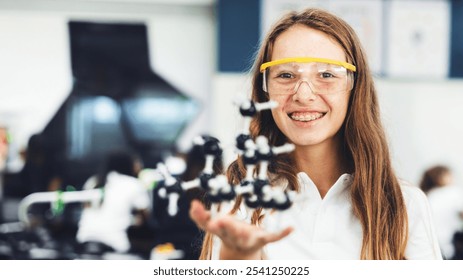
top-left (292, 79), bottom-right (317, 100)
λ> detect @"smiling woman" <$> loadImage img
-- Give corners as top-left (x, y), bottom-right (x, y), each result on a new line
top-left (190, 7), bottom-right (442, 260)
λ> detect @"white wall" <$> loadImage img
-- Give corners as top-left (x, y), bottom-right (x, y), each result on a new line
top-left (377, 78), bottom-right (463, 186)
top-left (0, 13), bottom-right (72, 151)
top-left (211, 73), bottom-right (252, 166)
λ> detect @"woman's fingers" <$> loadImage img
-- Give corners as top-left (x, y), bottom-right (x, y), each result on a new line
top-left (190, 199), bottom-right (294, 255)
top-left (261, 226), bottom-right (294, 243)
top-left (214, 216), bottom-right (294, 251)
top-left (189, 200), bottom-right (211, 230)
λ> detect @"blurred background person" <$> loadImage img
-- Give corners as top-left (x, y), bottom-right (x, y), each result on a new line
top-left (420, 165), bottom-right (463, 259)
top-left (76, 149), bottom-right (150, 254)
top-left (19, 133), bottom-right (63, 195)
top-left (15, 133), bottom-right (64, 228)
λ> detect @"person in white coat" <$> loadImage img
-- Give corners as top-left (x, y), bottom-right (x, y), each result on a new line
top-left (77, 150), bottom-right (150, 253)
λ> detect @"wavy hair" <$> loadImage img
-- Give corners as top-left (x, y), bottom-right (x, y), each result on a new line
top-left (200, 8), bottom-right (408, 260)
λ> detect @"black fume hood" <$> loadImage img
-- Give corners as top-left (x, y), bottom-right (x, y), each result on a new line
top-left (40, 20), bottom-right (198, 189)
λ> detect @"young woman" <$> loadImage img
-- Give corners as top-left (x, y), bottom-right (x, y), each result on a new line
top-left (190, 8), bottom-right (441, 260)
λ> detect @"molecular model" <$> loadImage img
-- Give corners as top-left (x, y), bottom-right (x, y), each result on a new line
top-left (154, 98), bottom-right (298, 217)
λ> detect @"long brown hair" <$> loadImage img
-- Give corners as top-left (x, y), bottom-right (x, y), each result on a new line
top-left (200, 8), bottom-right (408, 260)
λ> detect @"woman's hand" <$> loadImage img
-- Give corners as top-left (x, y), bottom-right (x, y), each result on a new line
top-left (190, 200), bottom-right (293, 259)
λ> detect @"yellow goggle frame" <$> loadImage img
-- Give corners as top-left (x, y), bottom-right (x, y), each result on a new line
top-left (260, 57), bottom-right (357, 73)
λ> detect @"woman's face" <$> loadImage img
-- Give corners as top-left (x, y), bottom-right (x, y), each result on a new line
top-left (268, 25), bottom-right (351, 148)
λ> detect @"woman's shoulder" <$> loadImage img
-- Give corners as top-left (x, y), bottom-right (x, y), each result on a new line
top-left (398, 179), bottom-right (429, 209)
top-left (398, 180), bottom-right (443, 259)
top-left (398, 179), bottom-right (436, 225)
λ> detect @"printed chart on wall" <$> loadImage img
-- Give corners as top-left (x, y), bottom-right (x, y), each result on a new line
top-left (385, 0), bottom-right (450, 79)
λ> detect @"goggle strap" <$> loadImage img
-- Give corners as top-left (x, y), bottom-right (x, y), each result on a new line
top-left (262, 70), bottom-right (268, 92)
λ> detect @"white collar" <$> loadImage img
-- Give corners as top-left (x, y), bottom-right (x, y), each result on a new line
top-left (297, 172), bottom-right (353, 201)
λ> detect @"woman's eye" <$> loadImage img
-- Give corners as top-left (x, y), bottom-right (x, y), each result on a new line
top-left (320, 72), bottom-right (334, 78)
top-left (278, 72), bottom-right (294, 79)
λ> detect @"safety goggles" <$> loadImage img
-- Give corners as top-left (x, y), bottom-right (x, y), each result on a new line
top-left (260, 57), bottom-right (356, 96)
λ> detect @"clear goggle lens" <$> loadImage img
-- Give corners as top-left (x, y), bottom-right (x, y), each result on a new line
top-left (262, 61), bottom-right (355, 95)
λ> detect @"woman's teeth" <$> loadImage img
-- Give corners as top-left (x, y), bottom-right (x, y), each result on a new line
top-left (289, 112), bottom-right (324, 122)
